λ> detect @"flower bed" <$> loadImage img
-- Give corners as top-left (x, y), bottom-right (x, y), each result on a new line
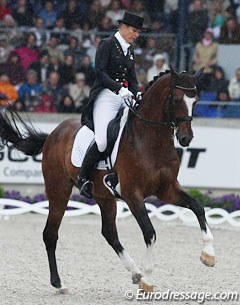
top-left (1, 186), bottom-right (240, 212)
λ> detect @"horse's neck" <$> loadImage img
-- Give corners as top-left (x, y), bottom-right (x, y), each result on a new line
top-left (129, 78), bottom-right (175, 153)
top-left (139, 78), bottom-right (170, 121)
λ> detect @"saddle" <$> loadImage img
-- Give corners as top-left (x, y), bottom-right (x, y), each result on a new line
top-left (71, 107), bottom-right (128, 198)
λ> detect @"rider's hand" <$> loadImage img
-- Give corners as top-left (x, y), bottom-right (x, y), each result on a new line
top-left (118, 87), bottom-right (133, 99)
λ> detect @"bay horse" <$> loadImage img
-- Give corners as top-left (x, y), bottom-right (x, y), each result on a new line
top-left (0, 67), bottom-right (215, 293)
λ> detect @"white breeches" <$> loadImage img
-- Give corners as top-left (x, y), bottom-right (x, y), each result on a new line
top-left (93, 89), bottom-right (126, 152)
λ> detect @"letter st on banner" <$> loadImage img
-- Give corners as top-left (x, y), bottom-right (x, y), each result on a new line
top-left (0, 123), bottom-right (240, 189)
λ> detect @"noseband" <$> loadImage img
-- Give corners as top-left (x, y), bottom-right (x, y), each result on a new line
top-left (126, 83), bottom-right (196, 130)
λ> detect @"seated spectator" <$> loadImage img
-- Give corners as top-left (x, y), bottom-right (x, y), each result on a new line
top-left (218, 17), bottom-right (240, 44)
top-left (38, 0), bottom-right (57, 29)
top-left (58, 54), bottom-right (75, 86)
top-left (44, 71), bottom-right (68, 107)
top-left (57, 94), bottom-right (76, 113)
top-left (87, 36), bottom-right (101, 66)
top-left (0, 34), bottom-right (13, 64)
top-left (98, 15), bottom-right (114, 36)
top-left (30, 50), bottom-right (53, 85)
top-left (49, 55), bottom-right (62, 74)
top-left (130, 0), bottom-right (151, 28)
top-left (12, 0), bottom-right (33, 27)
top-left (53, 16), bottom-right (69, 45)
top-left (186, 0), bottom-right (209, 45)
top-left (192, 28), bottom-right (218, 91)
top-left (30, 17), bottom-right (50, 48)
top-left (77, 54), bottom-right (95, 87)
top-left (216, 88), bottom-right (231, 102)
top-left (106, 0), bottom-right (124, 26)
top-left (1, 14), bottom-right (22, 45)
top-left (18, 69), bottom-right (43, 111)
top-left (147, 54), bottom-right (169, 82)
top-left (209, 65), bottom-right (229, 93)
top-left (136, 67), bottom-right (148, 91)
top-left (12, 99), bottom-right (25, 111)
top-left (34, 93), bottom-right (57, 113)
top-left (64, 36), bottom-right (84, 69)
top-left (136, 37), bottom-right (158, 70)
top-left (0, 73), bottom-right (18, 106)
top-left (15, 32), bottom-right (39, 73)
top-left (0, 51), bottom-right (25, 89)
top-left (87, 0), bottom-right (105, 28)
top-left (62, 0), bottom-right (82, 29)
top-left (210, 0), bottom-right (226, 39)
top-left (43, 34), bottom-right (64, 62)
top-left (228, 67), bottom-right (240, 100)
top-left (69, 72), bottom-right (90, 112)
top-left (0, 0), bottom-right (12, 20)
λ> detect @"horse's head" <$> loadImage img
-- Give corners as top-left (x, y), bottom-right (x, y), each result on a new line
top-left (166, 66), bottom-right (204, 147)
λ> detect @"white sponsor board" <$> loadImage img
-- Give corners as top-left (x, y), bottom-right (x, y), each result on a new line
top-left (176, 126), bottom-right (239, 189)
top-left (0, 122), bottom-right (57, 184)
top-left (0, 122), bottom-right (239, 189)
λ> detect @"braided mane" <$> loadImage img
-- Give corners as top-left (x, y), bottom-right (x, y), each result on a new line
top-left (143, 70), bottom-right (170, 94)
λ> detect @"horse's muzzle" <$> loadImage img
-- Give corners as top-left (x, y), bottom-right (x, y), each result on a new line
top-left (177, 132), bottom-right (193, 147)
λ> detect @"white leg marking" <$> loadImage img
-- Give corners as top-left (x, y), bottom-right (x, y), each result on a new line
top-left (119, 250), bottom-right (141, 276)
top-left (202, 224), bottom-right (215, 256)
top-left (141, 237), bottom-right (155, 286)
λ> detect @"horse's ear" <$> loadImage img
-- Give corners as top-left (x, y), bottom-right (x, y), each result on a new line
top-left (192, 67), bottom-right (205, 81)
top-left (169, 65), bottom-right (179, 78)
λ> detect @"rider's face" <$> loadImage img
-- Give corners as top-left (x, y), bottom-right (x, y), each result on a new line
top-left (119, 24), bottom-right (140, 44)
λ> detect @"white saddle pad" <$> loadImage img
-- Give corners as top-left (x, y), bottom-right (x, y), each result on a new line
top-left (71, 108), bottom-right (128, 170)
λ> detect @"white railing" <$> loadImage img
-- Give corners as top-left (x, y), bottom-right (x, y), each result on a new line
top-left (1, 199), bottom-right (240, 227)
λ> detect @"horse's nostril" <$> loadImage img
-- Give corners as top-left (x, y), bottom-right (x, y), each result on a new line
top-left (180, 136), bottom-right (191, 147)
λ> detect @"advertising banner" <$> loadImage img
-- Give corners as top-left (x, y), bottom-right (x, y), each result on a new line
top-left (0, 122), bottom-right (239, 189)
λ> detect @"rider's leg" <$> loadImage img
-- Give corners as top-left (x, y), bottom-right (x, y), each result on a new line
top-left (77, 141), bottom-right (102, 198)
top-left (93, 89), bottom-right (125, 152)
top-left (77, 89), bottom-right (124, 198)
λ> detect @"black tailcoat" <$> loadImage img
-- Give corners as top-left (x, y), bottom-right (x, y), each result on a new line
top-left (81, 35), bottom-right (139, 130)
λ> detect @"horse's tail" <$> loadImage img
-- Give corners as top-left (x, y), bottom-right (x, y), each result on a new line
top-left (0, 107), bottom-right (48, 156)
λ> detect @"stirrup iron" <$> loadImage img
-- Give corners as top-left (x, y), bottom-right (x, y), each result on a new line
top-left (103, 172), bottom-right (122, 199)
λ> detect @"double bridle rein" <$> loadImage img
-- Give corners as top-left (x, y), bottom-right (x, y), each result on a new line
top-left (125, 84), bottom-right (196, 130)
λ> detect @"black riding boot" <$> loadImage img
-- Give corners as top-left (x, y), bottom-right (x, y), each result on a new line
top-left (76, 142), bottom-right (102, 198)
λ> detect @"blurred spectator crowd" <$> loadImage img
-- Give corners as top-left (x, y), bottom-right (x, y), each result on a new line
top-left (0, 0), bottom-right (240, 116)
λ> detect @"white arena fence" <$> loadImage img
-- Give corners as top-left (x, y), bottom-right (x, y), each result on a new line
top-left (0, 199), bottom-right (240, 227)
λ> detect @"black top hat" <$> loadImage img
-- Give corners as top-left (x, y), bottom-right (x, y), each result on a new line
top-left (118, 12), bottom-right (144, 30)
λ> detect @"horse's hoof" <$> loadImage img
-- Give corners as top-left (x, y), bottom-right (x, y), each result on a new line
top-left (55, 287), bottom-right (69, 294)
top-left (200, 251), bottom-right (215, 267)
top-left (139, 278), bottom-right (154, 292)
top-left (132, 273), bottom-right (142, 284)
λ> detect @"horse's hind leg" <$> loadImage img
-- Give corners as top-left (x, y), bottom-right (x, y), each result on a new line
top-left (95, 196), bottom-right (142, 284)
top-left (43, 176), bottom-right (73, 294)
top-left (165, 186), bottom-right (215, 267)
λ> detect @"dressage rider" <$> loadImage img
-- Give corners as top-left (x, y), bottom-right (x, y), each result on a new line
top-left (77, 12), bottom-right (144, 198)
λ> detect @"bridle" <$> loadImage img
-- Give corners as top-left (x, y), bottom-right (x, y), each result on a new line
top-left (125, 83), bottom-right (197, 131)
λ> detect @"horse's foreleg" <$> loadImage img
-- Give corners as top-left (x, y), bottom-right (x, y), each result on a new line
top-left (125, 195), bottom-right (156, 292)
top-left (95, 196), bottom-right (142, 284)
top-left (175, 190), bottom-right (215, 267)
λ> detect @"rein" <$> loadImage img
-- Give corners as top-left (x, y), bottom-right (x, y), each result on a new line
top-left (126, 84), bottom-right (194, 130)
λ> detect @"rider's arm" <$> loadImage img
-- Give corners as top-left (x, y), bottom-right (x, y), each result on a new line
top-left (95, 39), bottom-right (122, 94)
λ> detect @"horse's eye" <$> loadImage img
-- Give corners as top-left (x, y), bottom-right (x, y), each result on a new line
top-left (173, 98), bottom-right (180, 107)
